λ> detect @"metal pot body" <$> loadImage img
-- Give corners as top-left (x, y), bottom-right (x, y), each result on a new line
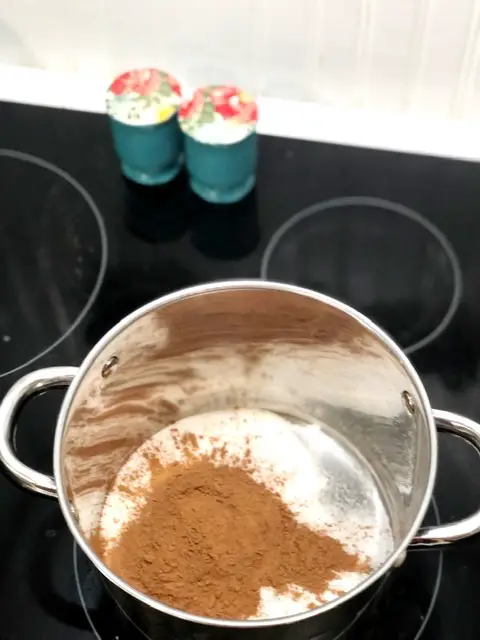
top-left (105, 572), bottom-right (380, 639)
top-left (1, 280), bottom-right (480, 638)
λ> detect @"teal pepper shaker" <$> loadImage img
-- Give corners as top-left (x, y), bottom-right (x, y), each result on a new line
top-left (106, 68), bottom-right (183, 186)
top-left (178, 86), bottom-right (258, 204)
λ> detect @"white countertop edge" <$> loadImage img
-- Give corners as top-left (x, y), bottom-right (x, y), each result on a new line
top-left (0, 64), bottom-right (479, 162)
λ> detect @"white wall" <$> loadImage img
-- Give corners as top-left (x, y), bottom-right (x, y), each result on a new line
top-left (0, 0), bottom-right (480, 121)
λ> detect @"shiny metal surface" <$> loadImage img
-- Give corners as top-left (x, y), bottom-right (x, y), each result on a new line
top-left (412, 409), bottom-right (480, 546)
top-left (0, 366), bottom-right (77, 497)
top-left (104, 571), bottom-right (383, 640)
top-left (54, 279), bottom-right (436, 628)
top-left (0, 280), bottom-right (479, 633)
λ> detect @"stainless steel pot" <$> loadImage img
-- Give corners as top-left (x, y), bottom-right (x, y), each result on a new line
top-left (1, 280), bottom-right (480, 640)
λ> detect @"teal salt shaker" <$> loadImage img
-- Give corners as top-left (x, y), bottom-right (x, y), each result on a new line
top-left (178, 86), bottom-right (258, 203)
top-left (106, 68), bottom-right (183, 186)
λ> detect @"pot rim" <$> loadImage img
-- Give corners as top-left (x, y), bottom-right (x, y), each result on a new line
top-left (53, 279), bottom-right (437, 628)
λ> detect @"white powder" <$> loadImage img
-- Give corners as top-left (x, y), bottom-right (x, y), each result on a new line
top-left (100, 408), bottom-right (394, 619)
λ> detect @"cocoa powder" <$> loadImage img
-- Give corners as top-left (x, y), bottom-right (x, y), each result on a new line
top-left (97, 436), bottom-right (369, 620)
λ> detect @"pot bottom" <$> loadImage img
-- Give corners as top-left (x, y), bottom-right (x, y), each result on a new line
top-left (73, 498), bottom-right (442, 640)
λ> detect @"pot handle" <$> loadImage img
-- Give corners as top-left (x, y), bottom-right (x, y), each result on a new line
top-left (0, 366), bottom-right (78, 498)
top-left (411, 408), bottom-right (480, 547)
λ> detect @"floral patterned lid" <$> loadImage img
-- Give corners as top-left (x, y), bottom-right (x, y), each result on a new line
top-left (178, 86), bottom-right (258, 144)
top-left (106, 68), bottom-right (182, 126)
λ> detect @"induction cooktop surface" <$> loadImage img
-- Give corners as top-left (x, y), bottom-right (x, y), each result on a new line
top-left (0, 100), bottom-right (479, 640)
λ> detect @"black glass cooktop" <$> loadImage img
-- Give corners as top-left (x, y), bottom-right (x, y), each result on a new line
top-left (0, 100), bottom-right (480, 640)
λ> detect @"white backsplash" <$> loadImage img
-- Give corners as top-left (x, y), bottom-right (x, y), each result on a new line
top-left (0, 0), bottom-right (480, 120)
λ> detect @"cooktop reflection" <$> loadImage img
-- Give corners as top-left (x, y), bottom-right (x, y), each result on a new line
top-left (0, 100), bottom-right (479, 640)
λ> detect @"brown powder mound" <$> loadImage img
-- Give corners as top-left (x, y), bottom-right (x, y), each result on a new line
top-left (101, 458), bottom-right (369, 620)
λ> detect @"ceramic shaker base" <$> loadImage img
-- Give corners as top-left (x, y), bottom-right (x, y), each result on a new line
top-left (189, 174), bottom-right (255, 204)
top-left (121, 158), bottom-right (183, 186)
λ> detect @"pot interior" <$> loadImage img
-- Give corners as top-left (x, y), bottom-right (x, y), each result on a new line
top-left (59, 284), bottom-right (433, 597)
